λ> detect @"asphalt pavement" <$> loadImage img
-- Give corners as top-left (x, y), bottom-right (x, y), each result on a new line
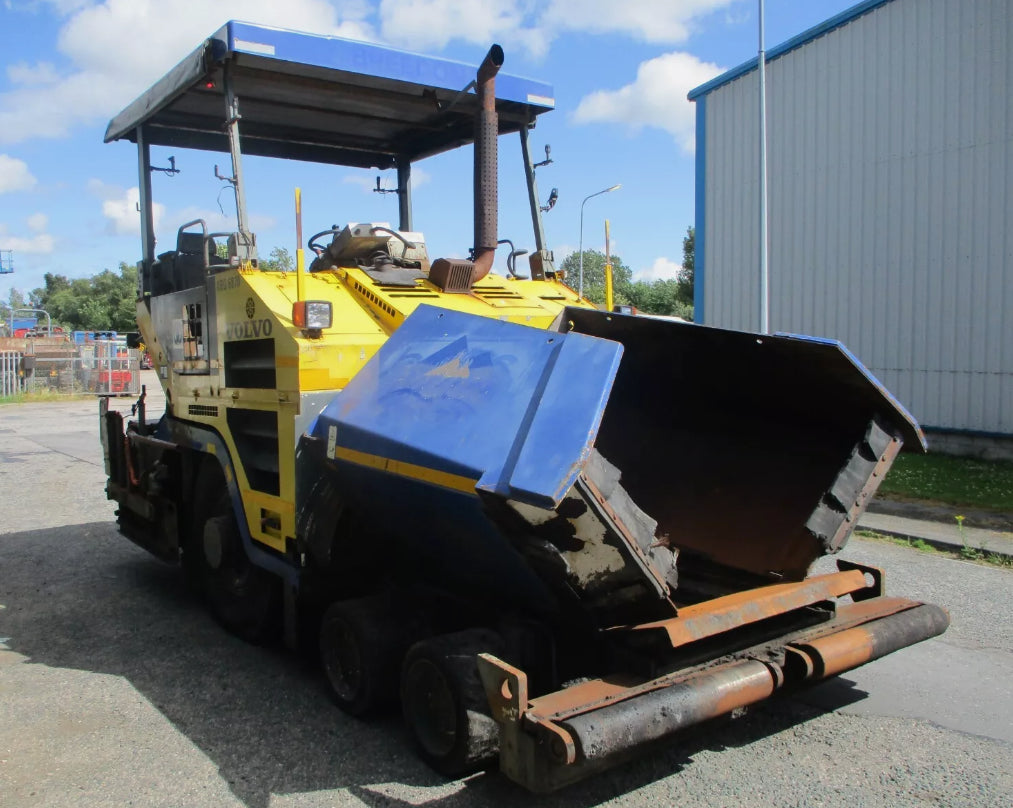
top-left (1, 393), bottom-right (1011, 807)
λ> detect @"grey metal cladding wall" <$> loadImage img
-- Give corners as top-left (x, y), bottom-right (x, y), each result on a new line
top-left (702, 0), bottom-right (1012, 434)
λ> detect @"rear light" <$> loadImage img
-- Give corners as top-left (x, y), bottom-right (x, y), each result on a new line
top-left (292, 300), bottom-right (332, 330)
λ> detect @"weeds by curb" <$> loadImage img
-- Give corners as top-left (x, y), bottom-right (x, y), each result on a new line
top-left (855, 529), bottom-right (1013, 570)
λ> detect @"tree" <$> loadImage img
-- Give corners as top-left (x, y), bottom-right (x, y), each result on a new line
top-left (679, 226), bottom-right (695, 308)
top-left (261, 246), bottom-right (294, 273)
top-left (559, 230), bottom-right (695, 320)
top-left (0, 288), bottom-right (28, 331)
top-left (558, 250), bottom-right (633, 306)
top-left (32, 263), bottom-right (138, 331)
top-left (625, 279), bottom-right (693, 320)
top-left (32, 272), bottom-right (72, 311)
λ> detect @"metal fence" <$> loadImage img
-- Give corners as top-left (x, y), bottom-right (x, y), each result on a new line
top-left (1, 350), bottom-right (21, 396)
top-left (0, 341), bottom-right (140, 397)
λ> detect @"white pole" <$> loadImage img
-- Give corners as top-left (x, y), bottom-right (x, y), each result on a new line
top-left (758, 0), bottom-right (770, 334)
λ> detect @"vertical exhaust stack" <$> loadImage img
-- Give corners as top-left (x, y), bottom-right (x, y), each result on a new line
top-left (429, 44), bottom-right (504, 292)
top-left (471, 45), bottom-right (503, 285)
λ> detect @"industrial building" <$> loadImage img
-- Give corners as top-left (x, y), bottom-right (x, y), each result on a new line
top-left (689, 0), bottom-right (1011, 450)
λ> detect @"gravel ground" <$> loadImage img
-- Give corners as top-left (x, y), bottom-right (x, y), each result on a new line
top-left (1, 394), bottom-right (1011, 807)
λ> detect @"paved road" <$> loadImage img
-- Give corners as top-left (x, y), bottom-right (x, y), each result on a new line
top-left (1, 396), bottom-right (1011, 807)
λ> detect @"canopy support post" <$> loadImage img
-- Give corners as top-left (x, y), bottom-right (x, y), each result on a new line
top-left (520, 124), bottom-right (553, 279)
top-left (397, 157), bottom-right (413, 232)
top-left (136, 128), bottom-right (155, 274)
top-left (223, 60), bottom-right (256, 262)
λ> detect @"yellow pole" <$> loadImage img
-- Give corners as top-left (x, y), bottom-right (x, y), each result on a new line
top-left (604, 219), bottom-right (613, 312)
top-left (295, 187), bottom-right (305, 302)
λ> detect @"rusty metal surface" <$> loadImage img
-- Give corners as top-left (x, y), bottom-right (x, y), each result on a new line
top-left (476, 653), bottom-right (529, 725)
top-left (480, 589), bottom-right (947, 791)
top-left (796, 595), bottom-right (919, 640)
top-left (526, 675), bottom-right (641, 721)
top-left (476, 653), bottom-right (580, 768)
top-left (470, 45), bottom-right (503, 284)
top-left (428, 258), bottom-right (473, 293)
top-left (579, 464), bottom-right (678, 597)
top-left (559, 659), bottom-right (776, 762)
top-left (789, 603), bottom-right (950, 680)
top-left (502, 448), bottom-right (678, 628)
top-left (554, 306), bottom-right (926, 583)
top-left (478, 587), bottom-right (944, 789)
top-left (622, 568), bottom-right (869, 648)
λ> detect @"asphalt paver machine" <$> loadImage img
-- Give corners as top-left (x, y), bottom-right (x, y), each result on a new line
top-left (100, 22), bottom-right (948, 791)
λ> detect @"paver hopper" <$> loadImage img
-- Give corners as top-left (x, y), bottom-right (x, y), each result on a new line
top-left (302, 303), bottom-right (948, 790)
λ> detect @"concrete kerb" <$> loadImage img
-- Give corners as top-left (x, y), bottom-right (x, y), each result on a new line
top-left (857, 509), bottom-right (1013, 563)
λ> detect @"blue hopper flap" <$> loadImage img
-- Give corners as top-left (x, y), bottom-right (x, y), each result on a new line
top-left (312, 305), bottom-right (623, 507)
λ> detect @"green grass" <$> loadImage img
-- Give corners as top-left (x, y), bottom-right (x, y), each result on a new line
top-left (0, 388), bottom-right (93, 405)
top-left (878, 452), bottom-right (1013, 512)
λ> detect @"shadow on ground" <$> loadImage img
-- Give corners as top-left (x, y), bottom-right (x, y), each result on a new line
top-left (0, 521), bottom-right (868, 807)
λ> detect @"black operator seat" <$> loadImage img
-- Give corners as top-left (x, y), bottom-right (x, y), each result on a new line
top-left (175, 231), bottom-right (209, 290)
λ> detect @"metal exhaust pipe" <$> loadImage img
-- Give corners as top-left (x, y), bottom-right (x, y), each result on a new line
top-left (471, 44), bottom-right (504, 285)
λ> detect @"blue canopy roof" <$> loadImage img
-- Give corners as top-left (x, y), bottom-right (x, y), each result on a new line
top-left (105, 21), bottom-right (555, 169)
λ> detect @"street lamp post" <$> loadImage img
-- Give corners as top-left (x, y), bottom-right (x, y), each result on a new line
top-left (758, 0), bottom-right (770, 334)
top-left (578, 184), bottom-right (621, 299)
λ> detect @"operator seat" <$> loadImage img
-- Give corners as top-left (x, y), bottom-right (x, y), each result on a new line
top-left (174, 231), bottom-right (209, 290)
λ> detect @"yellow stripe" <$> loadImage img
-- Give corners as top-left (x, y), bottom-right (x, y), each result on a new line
top-left (333, 445), bottom-right (478, 495)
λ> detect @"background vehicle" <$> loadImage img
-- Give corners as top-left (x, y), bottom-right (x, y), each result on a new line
top-left (100, 23), bottom-right (947, 792)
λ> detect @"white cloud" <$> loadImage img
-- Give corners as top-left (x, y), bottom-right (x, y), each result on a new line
top-left (343, 173), bottom-right (384, 194)
top-left (379, 0), bottom-right (543, 55)
top-left (408, 167), bottom-right (430, 189)
top-left (87, 179), bottom-right (269, 241)
top-left (573, 51), bottom-right (724, 153)
top-left (163, 206), bottom-right (276, 240)
top-left (636, 256), bottom-right (683, 281)
top-left (553, 243), bottom-right (575, 261)
top-left (0, 155), bottom-right (37, 193)
top-left (2, 1), bottom-right (733, 148)
top-left (6, 61), bottom-right (61, 86)
top-left (0, 0), bottom-right (375, 145)
top-left (343, 166), bottom-right (430, 194)
top-left (27, 213), bottom-right (49, 233)
top-left (36, 0), bottom-right (93, 13)
top-left (540, 0), bottom-right (735, 44)
top-left (0, 222), bottom-right (55, 254)
top-left (92, 184), bottom-right (165, 236)
top-left (378, 0), bottom-right (734, 57)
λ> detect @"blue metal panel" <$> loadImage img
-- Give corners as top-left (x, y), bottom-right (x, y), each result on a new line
top-left (220, 21), bottom-right (554, 110)
top-left (106, 20), bottom-right (555, 163)
top-left (688, 0), bottom-right (894, 100)
top-left (312, 305), bottom-right (623, 507)
top-left (497, 330), bottom-right (623, 505)
top-left (694, 95), bottom-right (707, 323)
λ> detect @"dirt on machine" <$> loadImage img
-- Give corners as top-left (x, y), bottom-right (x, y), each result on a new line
top-left (99, 22), bottom-right (948, 792)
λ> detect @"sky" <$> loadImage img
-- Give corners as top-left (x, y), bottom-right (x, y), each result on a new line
top-left (0, 0), bottom-right (865, 304)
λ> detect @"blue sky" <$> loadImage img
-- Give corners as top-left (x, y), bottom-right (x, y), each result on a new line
top-left (1, 0), bottom-right (862, 303)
